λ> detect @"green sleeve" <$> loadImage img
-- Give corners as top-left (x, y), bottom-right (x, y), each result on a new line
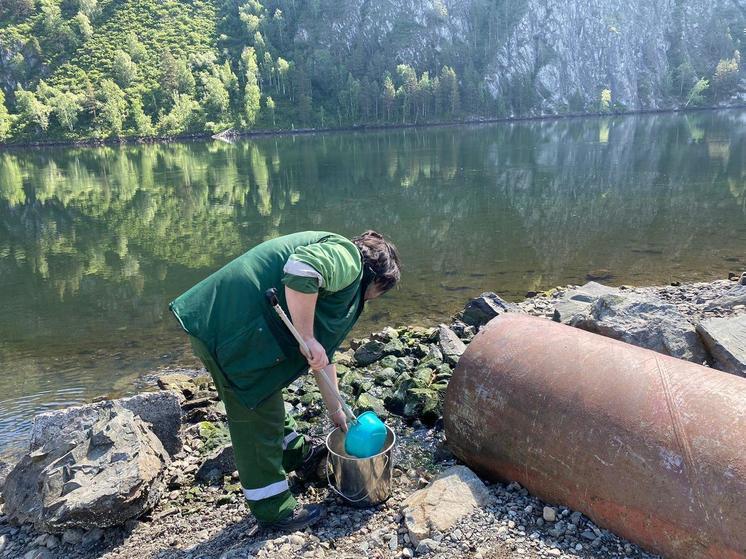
top-left (281, 274), bottom-right (320, 294)
top-left (285, 237), bottom-right (362, 293)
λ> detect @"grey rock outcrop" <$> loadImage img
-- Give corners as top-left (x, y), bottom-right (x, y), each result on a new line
top-left (552, 281), bottom-right (619, 323)
top-left (696, 315), bottom-right (746, 376)
top-left (704, 284), bottom-right (746, 311)
top-left (437, 325), bottom-right (466, 365)
top-left (461, 292), bottom-right (515, 328)
top-left (4, 403), bottom-right (170, 532)
top-left (401, 465), bottom-right (492, 546)
top-left (30, 391), bottom-right (182, 457)
top-left (569, 292), bottom-right (708, 364)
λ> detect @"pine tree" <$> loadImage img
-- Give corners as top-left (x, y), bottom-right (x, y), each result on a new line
top-left (160, 49), bottom-right (179, 96)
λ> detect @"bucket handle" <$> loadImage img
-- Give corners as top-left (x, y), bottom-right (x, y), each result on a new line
top-left (326, 454), bottom-right (390, 504)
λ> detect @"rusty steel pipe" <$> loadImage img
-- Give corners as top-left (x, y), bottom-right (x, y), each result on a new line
top-left (445, 314), bottom-right (746, 559)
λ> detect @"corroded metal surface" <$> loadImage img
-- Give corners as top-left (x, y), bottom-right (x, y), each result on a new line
top-left (445, 314), bottom-right (746, 559)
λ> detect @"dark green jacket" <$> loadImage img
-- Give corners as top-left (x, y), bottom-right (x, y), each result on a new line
top-left (169, 231), bottom-right (368, 409)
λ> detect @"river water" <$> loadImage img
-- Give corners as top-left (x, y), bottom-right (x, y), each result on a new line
top-left (1, 110), bottom-right (745, 455)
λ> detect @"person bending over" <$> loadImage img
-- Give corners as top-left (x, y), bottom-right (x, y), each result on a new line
top-left (169, 230), bottom-right (401, 531)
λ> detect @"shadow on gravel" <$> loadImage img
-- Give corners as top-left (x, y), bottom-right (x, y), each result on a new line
top-left (148, 489), bottom-right (381, 559)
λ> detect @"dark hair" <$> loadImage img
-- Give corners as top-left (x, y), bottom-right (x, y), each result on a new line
top-left (352, 230), bottom-right (401, 293)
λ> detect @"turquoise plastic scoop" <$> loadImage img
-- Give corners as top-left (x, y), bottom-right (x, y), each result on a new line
top-left (345, 411), bottom-right (387, 458)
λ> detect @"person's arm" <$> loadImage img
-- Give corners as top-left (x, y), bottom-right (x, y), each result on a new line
top-left (314, 363), bottom-right (348, 432)
top-left (284, 286), bottom-right (329, 370)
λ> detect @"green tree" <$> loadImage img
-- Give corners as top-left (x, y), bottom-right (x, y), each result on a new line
top-left (77, 0), bottom-right (98, 18)
top-left (276, 57), bottom-right (290, 95)
top-left (383, 73), bottom-right (396, 121)
top-left (396, 64), bottom-right (417, 123)
top-left (438, 66), bottom-right (459, 116)
top-left (0, 91), bottom-right (12, 142)
top-left (685, 78), bottom-right (710, 107)
top-left (159, 49), bottom-right (179, 96)
top-left (202, 75), bottom-right (230, 120)
top-left (158, 93), bottom-right (200, 135)
top-left (129, 95), bottom-right (153, 135)
top-left (175, 59), bottom-right (196, 95)
top-left (600, 88), bottom-right (612, 112)
top-left (265, 96), bottom-right (275, 126)
top-left (112, 50), bottom-right (137, 88)
top-left (713, 51), bottom-right (741, 97)
top-left (50, 90), bottom-right (82, 131)
top-left (16, 87), bottom-right (51, 133)
top-left (83, 78), bottom-right (98, 120)
top-left (417, 71), bottom-right (431, 120)
top-left (126, 31), bottom-right (147, 62)
top-left (95, 79), bottom-right (127, 136)
top-left (242, 47), bottom-right (261, 127)
top-left (71, 12), bottom-right (94, 41)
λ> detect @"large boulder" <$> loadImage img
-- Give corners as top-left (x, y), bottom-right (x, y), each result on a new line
top-left (401, 466), bottom-right (493, 545)
top-left (460, 292), bottom-right (515, 328)
top-left (30, 391), bottom-right (182, 456)
top-left (569, 292), bottom-right (709, 364)
top-left (696, 315), bottom-right (746, 376)
top-left (552, 281), bottom-right (619, 323)
top-left (4, 403), bottom-right (170, 532)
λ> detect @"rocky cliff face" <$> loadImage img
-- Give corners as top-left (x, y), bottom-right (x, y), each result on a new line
top-left (486, 0), bottom-right (745, 113)
top-left (297, 0), bottom-right (745, 114)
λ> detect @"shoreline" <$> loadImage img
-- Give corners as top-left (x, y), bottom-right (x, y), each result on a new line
top-left (0, 272), bottom-right (742, 462)
top-left (0, 104), bottom-right (744, 151)
top-left (0, 274), bottom-right (744, 559)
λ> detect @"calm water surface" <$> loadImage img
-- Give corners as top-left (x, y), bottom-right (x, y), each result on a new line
top-left (1, 111), bottom-right (745, 454)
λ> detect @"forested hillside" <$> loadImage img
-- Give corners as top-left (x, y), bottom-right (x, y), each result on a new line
top-left (0, 0), bottom-right (744, 143)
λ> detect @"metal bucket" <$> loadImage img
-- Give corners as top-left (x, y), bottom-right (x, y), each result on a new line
top-left (325, 425), bottom-right (395, 507)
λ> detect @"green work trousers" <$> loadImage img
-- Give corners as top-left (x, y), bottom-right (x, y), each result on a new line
top-left (190, 336), bottom-right (308, 523)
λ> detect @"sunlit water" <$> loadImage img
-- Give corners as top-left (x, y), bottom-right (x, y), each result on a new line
top-left (1, 110), bottom-right (745, 456)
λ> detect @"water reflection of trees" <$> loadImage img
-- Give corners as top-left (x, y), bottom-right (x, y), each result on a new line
top-left (1, 111), bottom-right (744, 320)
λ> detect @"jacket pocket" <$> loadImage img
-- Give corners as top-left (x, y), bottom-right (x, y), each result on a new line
top-left (215, 315), bottom-right (286, 376)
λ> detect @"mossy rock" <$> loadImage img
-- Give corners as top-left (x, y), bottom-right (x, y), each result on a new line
top-left (300, 391), bottom-right (323, 406)
top-left (384, 377), bottom-right (415, 415)
top-left (378, 355), bottom-right (398, 369)
top-left (404, 388), bottom-right (442, 424)
top-left (412, 367), bottom-right (434, 388)
top-left (373, 367), bottom-right (396, 387)
top-left (199, 421), bottom-right (231, 454)
top-left (382, 338), bottom-right (407, 357)
top-left (356, 393), bottom-right (388, 418)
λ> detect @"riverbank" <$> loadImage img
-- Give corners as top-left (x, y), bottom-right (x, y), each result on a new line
top-left (1, 104), bottom-right (745, 151)
top-left (0, 274), bottom-right (744, 559)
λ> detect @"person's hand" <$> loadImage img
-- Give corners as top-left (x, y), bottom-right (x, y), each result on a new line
top-left (329, 407), bottom-right (348, 432)
top-left (303, 337), bottom-right (329, 371)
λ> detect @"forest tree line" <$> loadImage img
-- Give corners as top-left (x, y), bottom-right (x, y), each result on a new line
top-left (0, 0), bottom-right (743, 143)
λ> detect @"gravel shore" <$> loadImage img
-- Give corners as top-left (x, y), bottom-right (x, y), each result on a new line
top-left (2, 276), bottom-right (744, 559)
